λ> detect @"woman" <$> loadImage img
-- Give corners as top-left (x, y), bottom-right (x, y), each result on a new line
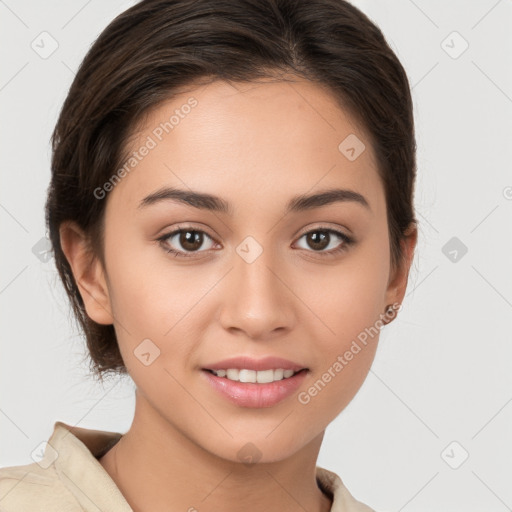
top-left (0, 1), bottom-right (417, 510)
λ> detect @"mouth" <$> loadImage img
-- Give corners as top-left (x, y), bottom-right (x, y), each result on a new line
top-left (201, 367), bottom-right (309, 408)
top-left (202, 367), bottom-right (308, 383)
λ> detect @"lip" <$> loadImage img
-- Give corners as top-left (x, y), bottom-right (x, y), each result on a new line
top-left (201, 368), bottom-right (308, 408)
top-left (202, 355), bottom-right (307, 372)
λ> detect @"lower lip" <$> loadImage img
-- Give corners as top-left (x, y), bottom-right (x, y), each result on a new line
top-left (201, 369), bottom-right (308, 408)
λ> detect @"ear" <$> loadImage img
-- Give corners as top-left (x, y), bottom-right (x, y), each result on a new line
top-left (383, 223), bottom-right (418, 322)
top-left (59, 221), bottom-right (113, 325)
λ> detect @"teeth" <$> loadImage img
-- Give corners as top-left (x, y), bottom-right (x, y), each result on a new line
top-left (210, 368), bottom-right (300, 383)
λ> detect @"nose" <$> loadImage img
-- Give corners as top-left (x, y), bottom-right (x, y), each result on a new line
top-left (218, 246), bottom-right (296, 341)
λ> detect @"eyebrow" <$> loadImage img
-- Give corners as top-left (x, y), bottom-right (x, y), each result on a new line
top-left (137, 186), bottom-right (371, 215)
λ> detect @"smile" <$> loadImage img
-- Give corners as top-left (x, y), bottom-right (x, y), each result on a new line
top-left (201, 368), bottom-right (309, 408)
top-left (206, 368), bottom-right (302, 383)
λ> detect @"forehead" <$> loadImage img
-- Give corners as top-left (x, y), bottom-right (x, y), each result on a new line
top-left (106, 78), bottom-right (384, 219)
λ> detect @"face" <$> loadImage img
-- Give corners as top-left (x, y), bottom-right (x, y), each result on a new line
top-left (68, 78), bottom-right (413, 463)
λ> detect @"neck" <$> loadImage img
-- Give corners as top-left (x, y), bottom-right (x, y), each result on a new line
top-left (98, 391), bottom-right (332, 512)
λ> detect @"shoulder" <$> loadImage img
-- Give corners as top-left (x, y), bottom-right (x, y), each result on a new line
top-left (316, 466), bottom-right (377, 512)
top-left (0, 461), bottom-right (79, 511)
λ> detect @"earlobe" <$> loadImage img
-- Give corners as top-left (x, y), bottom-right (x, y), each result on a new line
top-left (59, 221), bottom-right (114, 325)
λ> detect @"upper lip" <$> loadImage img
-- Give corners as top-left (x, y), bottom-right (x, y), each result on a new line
top-left (203, 356), bottom-right (308, 372)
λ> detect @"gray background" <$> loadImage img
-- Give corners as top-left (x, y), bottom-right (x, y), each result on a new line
top-left (1, 1), bottom-right (511, 511)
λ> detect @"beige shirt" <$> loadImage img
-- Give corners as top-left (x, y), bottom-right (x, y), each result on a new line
top-left (0, 421), bottom-right (375, 511)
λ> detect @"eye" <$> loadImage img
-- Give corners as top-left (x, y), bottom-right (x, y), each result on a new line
top-left (157, 224), bottom-right (354, 259)
top-left (294, 227), bottom-right (354, 256)
top-left (157, 225), bottom-right (217, 258)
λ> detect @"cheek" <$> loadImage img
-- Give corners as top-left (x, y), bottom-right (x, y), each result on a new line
top-left (295, 233), bottom-right (389, 413)
top-left (102, 235), bottom-right (174, 355)
top-left (104, 229), bottom-right (184, 328)
top-left (302, 235), bottom-right (390, 348)
top-left (103, 236), bottom-right (212, 373)
top-left (296, 343), bottom-right (376, 436)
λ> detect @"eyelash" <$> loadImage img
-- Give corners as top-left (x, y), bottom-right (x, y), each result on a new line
top-left (156, 224), bottom-right (354, 259)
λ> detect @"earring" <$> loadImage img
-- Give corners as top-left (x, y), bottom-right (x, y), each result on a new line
top-left (383, 303), bottom-right (400, 324)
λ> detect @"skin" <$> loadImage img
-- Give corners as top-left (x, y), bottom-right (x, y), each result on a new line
top-left (60, 78), bottom-right (417, 512)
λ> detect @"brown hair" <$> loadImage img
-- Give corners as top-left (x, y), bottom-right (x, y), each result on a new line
top-left (45, 0), bottom-right (418, 382)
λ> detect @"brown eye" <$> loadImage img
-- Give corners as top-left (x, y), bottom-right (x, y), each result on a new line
top-left (295, 228), bottom-right (353, 255)
top-left (158, 226), bottom-right (216, 258)
top-left (305, 230), bottom-right (330, 251)
top-left (177, 230), bottom-right (204, 251)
